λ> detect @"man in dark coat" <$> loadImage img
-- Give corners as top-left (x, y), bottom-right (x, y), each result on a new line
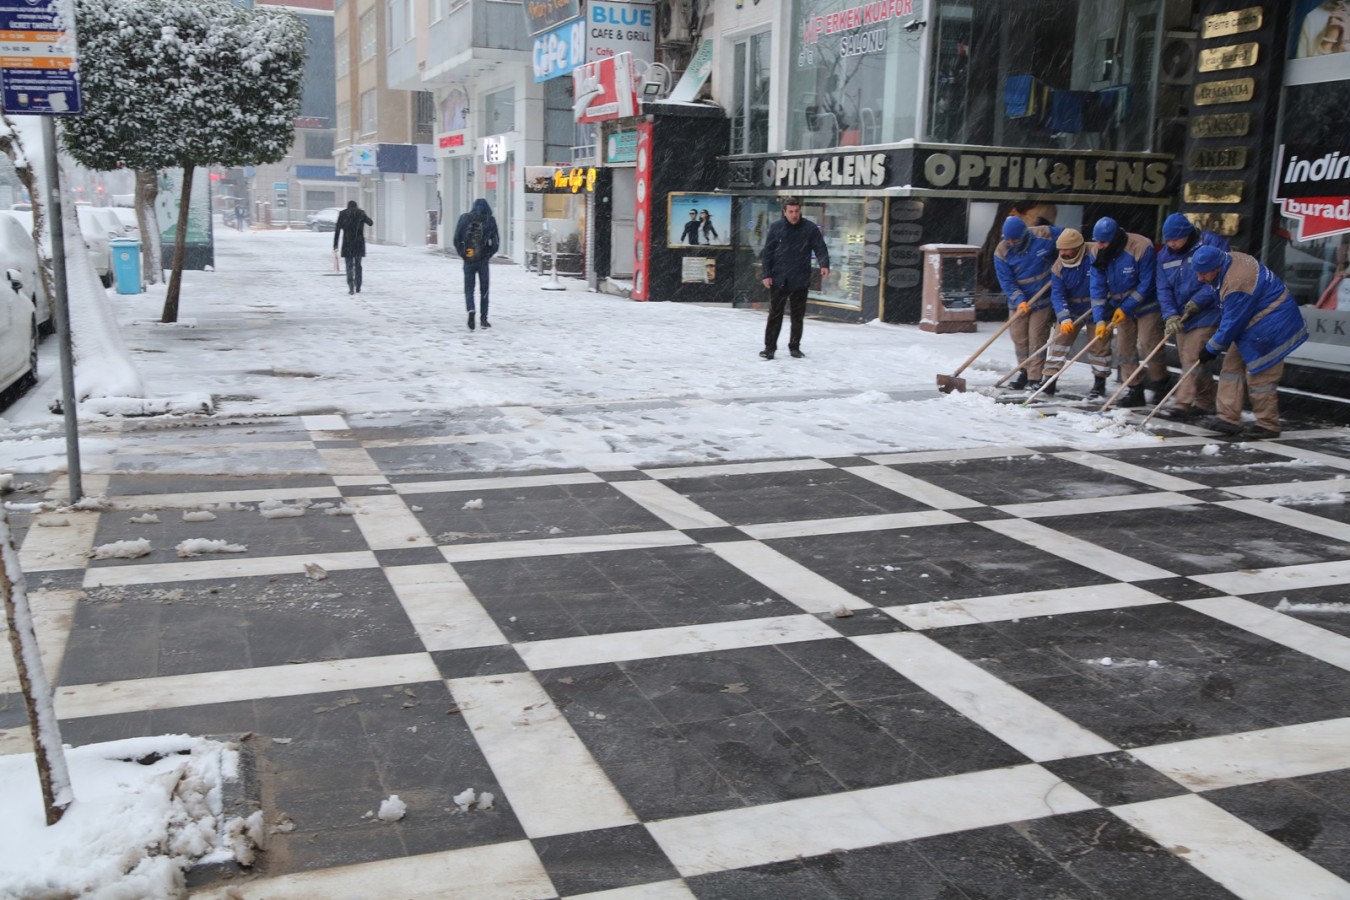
top-left (759, 197), bottom-right (829, 359)
top-left (453, 198), bottom-right (501, 330)
top-left (333, 200), bottom-right (373, 295)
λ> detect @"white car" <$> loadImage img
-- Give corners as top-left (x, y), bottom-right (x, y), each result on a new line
top-left (0, 210), bottom-right (53, 336)
top-left (76, 205), bottom-right (118, 286)
top-left (0, 276), bottom-right (37, 407)
top-left (307, 207), bottom-right (341, 232)
top-left (110, 206), bottom-right (141, 239)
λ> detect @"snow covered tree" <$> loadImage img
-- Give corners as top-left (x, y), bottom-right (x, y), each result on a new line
top-left (62, 0), bottom-right (306, 322)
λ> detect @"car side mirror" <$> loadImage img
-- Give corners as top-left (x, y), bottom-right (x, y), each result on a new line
top-left (5, 267), bottom-right (21, 292)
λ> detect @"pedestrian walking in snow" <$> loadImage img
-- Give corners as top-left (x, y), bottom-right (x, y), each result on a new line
top-left (759, 197), bottom-right (829, 360)
top-left (453, 198), bottom-right (500, 330)
top-left (334, 201), bottom-right (373, 295)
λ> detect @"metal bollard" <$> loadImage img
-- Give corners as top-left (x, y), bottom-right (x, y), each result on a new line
top-left (541, 230), bottom-right (565, 292)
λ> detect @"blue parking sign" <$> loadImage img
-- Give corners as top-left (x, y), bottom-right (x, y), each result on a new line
top-left (0, 0), bottom-right (82, 115)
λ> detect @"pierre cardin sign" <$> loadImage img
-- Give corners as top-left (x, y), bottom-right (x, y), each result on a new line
top-left (914, 148), bottom-right (1169, 196)
top-left (1201, 6), bottom-right (1262, 39)
top-left (760, 152), bottom-right (889, 188)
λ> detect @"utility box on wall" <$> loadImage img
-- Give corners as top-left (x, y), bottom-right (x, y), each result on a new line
top-left (920, 244), bottom-right (979, 333)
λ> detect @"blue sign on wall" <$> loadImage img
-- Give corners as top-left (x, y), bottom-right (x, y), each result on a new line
top-left (0, 0), bottom-right (82, 115)
top-left (532, 18), bottom-right (585, 83)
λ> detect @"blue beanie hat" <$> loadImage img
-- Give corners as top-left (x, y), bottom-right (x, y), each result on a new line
top-left (1092, 217), bottom-right (1118, 243)
top-left (1192, 245), bottom-right (1226, 274)
top-left (1162, 212), bottom-right (1195, 241)
top-left (1002, 216), bottom-right (1027, 241)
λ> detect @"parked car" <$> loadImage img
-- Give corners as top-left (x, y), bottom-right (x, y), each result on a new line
top-left (0, 276), bottom-right (37, 407)
top-left (76, 205), bottom-right (117, 287)
top-left (0, 211), bottom-right (53, 336)
top-left (110, 206), bottom-right (141, 239)
top-left (307, 207), bottom-right (341, 232)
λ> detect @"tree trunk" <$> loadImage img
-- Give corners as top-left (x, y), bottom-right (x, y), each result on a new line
top-left (161, 162), bottom-right (194, 323)
top-left (1, 507), bottom-right (74, 826)
top-left (134, 170), bottom-right (160, 287)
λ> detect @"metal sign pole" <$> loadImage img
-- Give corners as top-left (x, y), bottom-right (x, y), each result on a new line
top-left (41, 117), bottom-right (82, 503)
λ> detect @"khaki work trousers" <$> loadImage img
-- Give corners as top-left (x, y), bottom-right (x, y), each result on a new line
top-left (1115, 310), bottom-right (1168, 387)
top-left (1172, 326), bottom-right (1217, 412)
top-left (1044, 321), bottom-right (1111, 380)
top-left (1009, 306), bottom-right (1054, 380)
top-left (1217, 348), bottom-right (1284, 432)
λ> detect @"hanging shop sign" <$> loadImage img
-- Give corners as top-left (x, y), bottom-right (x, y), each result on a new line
top-left (1201, 6), bottom-right (1263, 39)
top-left (912, 147), bottom-right (1169, 197)
top-left (1273, 144), bottom-right (1350, 241)
top-left (482, 134), bottom-right (508, 165)
top-left (533, 18), bottom-right (586, 82)
top-left (436, 131), bottom-right (469, 158)
top-left (606, 130), bottom-right (638, 164)
top-left (523, 0), bottom-right (580, 37)
top-left (573, 51), bottom-right (638, 123)
top-left (760, 152), bottom-right (890, 188)
top-left (523, 165), bottom-right (599, 194)
top-left (587, 1), bottom-right (655, 64)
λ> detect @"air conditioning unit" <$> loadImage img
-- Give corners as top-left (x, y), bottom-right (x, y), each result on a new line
top-left (1159, 30), bottom-right (1197, 86)
top-left (659, 0), bottom-right (692, 43)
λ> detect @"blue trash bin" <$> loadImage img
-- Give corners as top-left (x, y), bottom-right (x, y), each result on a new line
top-left (110, 238), bottom-right (142, 294)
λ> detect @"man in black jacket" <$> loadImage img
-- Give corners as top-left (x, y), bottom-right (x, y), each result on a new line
top-left (759, 198), bottom-right (830, 359)
top-left (453, 198), bottom-right (501, 330)
top-left (333, 201), bottom-right (373, 295)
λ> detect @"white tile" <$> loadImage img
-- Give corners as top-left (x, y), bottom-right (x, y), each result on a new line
top-left (393, 471), bottom-right (602, 496)
top-left (706, 541), bottom-right (873, 614)
top-left (515, 614), bottom-right (839, 671)
top-left (1054, 450), bottom-right (1209, 491)
top-left (996, 491), bottom-right (1198, 520)
top-left (740, 509), bottom-right (964, 540)
top-left (1254, 440), bottom-right (1350, 471)
top-left (568, 880), bottom-right (695, 900)
top-left (889, 582), bottom-right (1167, 630)
top-left (344, 493), bottom-right (435, 549)
top-left (1182, 596), bottom-right (1350, 672)
top-left (439, 531), bottom-right (692, 564)
top-left (17, 510), bottom-right (99, 572)
top-left (1216, 497), bottom-right (1350, 544)
top-left (111, 485), bottom-right (343, 509)
top-left (844, 465), bottom-right (982, 509)
top-left (1112, 794), bottom-right (1350, 899)
top-left (82, 550), bottom-right (379, 588)
top-left (214, 840), bottom-right (555, 899)
top-left (449, 672), bottom-right (636, 838)
top-left (0, 588), bottom-right (80, 694)
top-left (1224, 478), bottom-right (1350, 500)
top-left (610, 480), bottom-right (730, 529)
top-left (331, 475), bottom-right (389, 486)
top-left (644, 458), bottom-right (834, 480)
top-left (852, 632), bottom-right (1117, 760)
top-left (301, 414), bottom-right (349, 431)
top-left (1191, 559), bottom-right (1350, 596)
top-left (648, 763), bottom-right (1095, 878)
top-left (866, 446), bottom-right (1039, 465)
top-left (383, 563), bottom-right (508, 652)
top-left (318, 446), bottom-right (380, 476)
top-left (55, 652), bottom-right (442, 719)
top-left (1129, 717), bottom-right (1350, 792)
top-left (979, 518), bottom-right (1176, 582)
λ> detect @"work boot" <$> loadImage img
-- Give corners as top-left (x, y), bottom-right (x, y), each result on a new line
top-left (1206, 417), bottom-right (1245, 435)
top-left (1147, 375), bottom-right (1171, 405)
top-left (1244, 425), bottom-right (1282, 440)
top-left (1009, 369), bottom-right (1028, 390)
top-left (1042, 379), bottom-right (1057, 396)
top-left (1087, 375), bottom-right (1108, 399)
top-left (1118, 385), bottom-right (1147, 408)
top-left (467, 311), bottom-right (476, 331)
top-left (1025, 380), bottom-right (1042, 393)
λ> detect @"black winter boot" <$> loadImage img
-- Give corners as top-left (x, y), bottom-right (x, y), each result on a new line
top-left (1087, 375), bottom-right (1108, 398)
top-left (467, 311), bottom-right (476, 331)
top-left (1147, 375), bottom-right (1172, 405)
top-left (1118, 385), bottom-right (1147, 408)
top-left (1042, 378), bottom-right (1057, 396)
top-left (1009, 369), bottom-right (1029, 390)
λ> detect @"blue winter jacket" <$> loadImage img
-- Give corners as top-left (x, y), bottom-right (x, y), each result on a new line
top-left (1157, 231), bottom-right (1227, 331)
top-left (993, 225), bottom-right (1061, 311)
top-left (1050, 253), bottom-right (1094, 323)
top-left (1090, 232), bottom-right (1157, 322)
top-left (1205, 251), bottom-right (1308, 375)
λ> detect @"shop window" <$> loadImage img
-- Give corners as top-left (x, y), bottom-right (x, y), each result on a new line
top-left (927, 0), bottom-right (1164, 152)
top-left (787, 0), bottom-right (923, 151)
top-left (304, 133), bottom-right (334, 160)
top-left (482, 87), bottom-right (515, 135)
top-left (732, 31), bottom-right (771, 155)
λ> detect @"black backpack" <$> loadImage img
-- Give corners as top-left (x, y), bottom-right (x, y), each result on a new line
top-left (464, 216), bottom-right (486, 260)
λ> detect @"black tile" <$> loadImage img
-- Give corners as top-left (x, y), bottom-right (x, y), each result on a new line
top-left (906, 819), bottom-right (1106, 898)
top-left (688, 841), bottom-right (964, 899)
top-left (336, 483), bottom-right (399, 497)
top-left (953, 506), bottom-right (1013, 522)
top-left (532, 824), bottom-right (679, 896)
top-left (678, 711), bottom-right (848, 804)
top-left (374, 546), bottom-right (448, 567)
top-left (1178, 488), bottom-right (1243, 503)
top-left (682, 526), bottom-right (754, 543)
top-left (1132, 576), bottom-right (1228, 602)
top-left (101, 473), bottom-right (333, 497)
top-left (411, 481), bottom-right (670, 544)
top-left (1041, 751), bottom-right (1190, 806)
top-left (1238, 586), bottom-right (1350, 639)
top-left (1203, 772), bottom-right (1350, 881)
top-left (856, 693), bottom-right (1031, 777)
top-left (821, 456), bottom-right (876, 468)
top-left (817, 609), bottom-right (907, 637)
top-left (431, 645), bottom-right (527, 679)
top-left (660, 467), bottom-right (936, 526)
top-left (312, 440), bottom-right (359, 448)
top-left (594, 469), bottom-right (653, 482)
top-left (1093, 441), bottom-right (1350, 488)
top-left (25, 569), bottom-right (85, 592)
top-left (887, 453), bottom-right (1151, 507)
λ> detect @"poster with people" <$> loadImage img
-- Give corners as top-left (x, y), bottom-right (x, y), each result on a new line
top-left (667, 193), bottom-right (732, 248)
top-left (1292, 0), bottom-right (1348, 59)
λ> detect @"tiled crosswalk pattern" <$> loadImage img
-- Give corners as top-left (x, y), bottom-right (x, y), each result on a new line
top-left (4, 417), bottom-right (1350, 898)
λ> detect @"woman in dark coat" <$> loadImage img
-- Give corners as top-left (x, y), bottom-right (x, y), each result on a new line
top-left (334, 201), bottom-right (373, 294)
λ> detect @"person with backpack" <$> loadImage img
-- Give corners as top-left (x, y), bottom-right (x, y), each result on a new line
top-left (453, 198), bottom-right (500, 330)
top-left (333, 200), bottom-right (373, 295)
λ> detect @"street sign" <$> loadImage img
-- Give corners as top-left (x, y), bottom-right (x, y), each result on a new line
top-left (0, 0), bottom-right (81, 115)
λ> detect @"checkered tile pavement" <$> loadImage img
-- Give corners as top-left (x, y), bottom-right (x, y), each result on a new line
top-left (4, 414), bottom-right (1350, 899)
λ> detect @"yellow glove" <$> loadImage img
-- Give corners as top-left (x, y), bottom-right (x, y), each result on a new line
top-left (1164, 315), bottom-right (1182, 336)
top-left (1059, 320), bottom-right (1075, 336)
top-left (1110, 307), bottom-right (1128, 328)
top-left (1016, 301), bottom-right (1030, 315)
top-left (1095, 322), bottom-right (1109, 341)
top-left (1184, 300), bottom-right (1200, 318)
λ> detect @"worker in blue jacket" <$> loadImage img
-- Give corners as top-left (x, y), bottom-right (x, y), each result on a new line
top-left (993, 216), bottom-right (1061, 390)
top-left (1090, 217), bottom-right (1165, 407)
top-left (1046, 228), bottom-right (1112, 397)
top-left (1155, 213), bottom-right (1229, 420)
top-left (1194, 246), bottom-right (1308, 439)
